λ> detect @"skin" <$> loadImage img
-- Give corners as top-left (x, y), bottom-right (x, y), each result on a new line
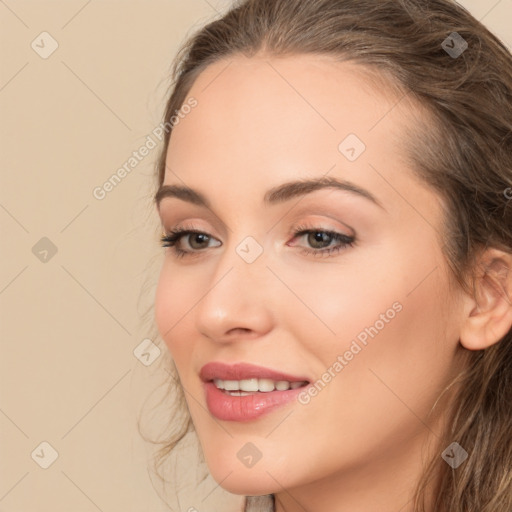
top-left (154, 54), bottom-right (512, 512)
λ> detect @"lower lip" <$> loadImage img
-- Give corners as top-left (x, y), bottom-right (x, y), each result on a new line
top-left (204, 381), bottom-right (306, 422)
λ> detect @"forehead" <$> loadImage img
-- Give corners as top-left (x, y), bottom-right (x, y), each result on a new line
top-left (164, 53), bottom-right (435, 214)
top-left (167, 53), bottom-right (415, 164)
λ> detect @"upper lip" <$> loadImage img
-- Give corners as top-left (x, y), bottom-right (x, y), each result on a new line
top-left (200, 362), bottom-right (310, 383)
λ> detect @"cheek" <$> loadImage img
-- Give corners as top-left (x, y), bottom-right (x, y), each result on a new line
top-left (277, 252), bottom-right (404, 360)
top-left (154, 263), bottom-right (194, 357)
top-left (290, 242), bottom-right (456, 418)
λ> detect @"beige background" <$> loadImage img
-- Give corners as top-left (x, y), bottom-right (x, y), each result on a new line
top-left (0, 1), bottom-right (511, 511)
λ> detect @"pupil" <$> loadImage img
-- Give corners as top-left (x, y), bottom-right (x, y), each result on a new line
top-left (309, 231), bottom-right (331, 248)
top-left (191, 234), bottom-right (208, 249)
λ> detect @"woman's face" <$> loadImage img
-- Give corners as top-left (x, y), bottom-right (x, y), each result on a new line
top-left (154, 54), bottom-right (468, 500)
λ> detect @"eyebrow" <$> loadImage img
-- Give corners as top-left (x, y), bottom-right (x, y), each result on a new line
top-left (154, 176), bottom-right (385, 211)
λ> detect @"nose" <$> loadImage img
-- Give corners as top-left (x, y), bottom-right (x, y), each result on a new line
top-left (194, 241), bottom-right (275, 344)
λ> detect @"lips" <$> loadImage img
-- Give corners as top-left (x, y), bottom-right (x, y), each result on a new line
top-left (200, 362), bottom-right (310, 422)
top-left (200, 362), bottom-right (309, 383)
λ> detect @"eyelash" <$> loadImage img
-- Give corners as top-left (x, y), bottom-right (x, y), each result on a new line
top-left (160, 224), bottom-right (355, 259)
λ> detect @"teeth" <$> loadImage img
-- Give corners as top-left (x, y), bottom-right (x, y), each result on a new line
top-left (223, 380), bottom-right (239, 391)
top-left (213, 378), bottom-right (306, 392)
top-left (258, 378), bottom-right (275, 392)
top-left (240, 378), bottom-right (259, 392)
top-left (275, 381), bottom-right (291, 391)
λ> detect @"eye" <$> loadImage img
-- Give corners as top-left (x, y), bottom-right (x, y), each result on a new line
top-left (160, 228), bottom-right (221, 258)
top-left (160, 225), bottom-right (355, 259)
top-left (289, 225), bottom-right (355, 258)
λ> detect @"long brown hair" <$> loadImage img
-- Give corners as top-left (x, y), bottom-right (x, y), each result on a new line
top-left (140, 1), bottom-right (512, 510)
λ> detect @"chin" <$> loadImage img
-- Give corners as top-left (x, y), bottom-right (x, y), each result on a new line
top-left (216, 479), bottom-right (277, 497)
top-left (207, 462), bottom-right (283, 496)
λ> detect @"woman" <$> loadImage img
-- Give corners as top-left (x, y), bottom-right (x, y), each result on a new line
top-left (146, 0), bottom-right (512, 510)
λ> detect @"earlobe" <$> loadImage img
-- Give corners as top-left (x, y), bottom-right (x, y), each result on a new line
top-left (459, 248), bottom-right (512, 351)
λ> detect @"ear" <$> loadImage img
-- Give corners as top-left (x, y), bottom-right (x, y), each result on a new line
top-left (460, 248), bottom-right (512, 350)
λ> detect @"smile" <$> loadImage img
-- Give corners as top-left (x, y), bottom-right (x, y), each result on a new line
top-left (200, 362), bottom-right (310, 421)
top-left (213, 378), bottom-right (308, 394)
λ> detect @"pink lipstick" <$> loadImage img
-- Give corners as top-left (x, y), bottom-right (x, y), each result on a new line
top-left (200, 362), bottom-right (309, 422)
